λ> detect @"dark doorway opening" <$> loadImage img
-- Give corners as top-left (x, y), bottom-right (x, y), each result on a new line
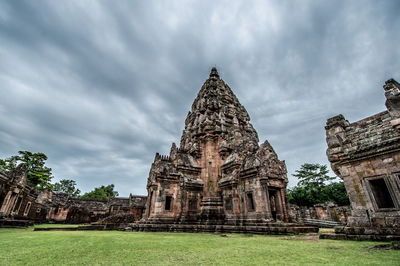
top-left (165, 196), bottom-right (172, 211)
top-left (269, 190), bottom-right (278, 220)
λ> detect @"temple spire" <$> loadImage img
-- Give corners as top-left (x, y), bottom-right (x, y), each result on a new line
top-left (209, 67), bottom-right (219, 80)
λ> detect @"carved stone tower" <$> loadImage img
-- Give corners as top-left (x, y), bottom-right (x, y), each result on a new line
top-left (144, 68), bottom-right (289, 225)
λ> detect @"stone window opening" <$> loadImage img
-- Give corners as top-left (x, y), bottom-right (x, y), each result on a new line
top-left (368, 178), bottom-right (395, 209)
top-left (246, 192), bottom-right (255, 212)
top-left (165, 195), bottom-right (172, 211)
top-left (24, 202), bottom-right (31, 216)
top-left (13, 196), bottom-right (23, 214)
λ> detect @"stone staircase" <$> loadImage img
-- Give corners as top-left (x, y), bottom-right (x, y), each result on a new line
top-left (301, 218), bottom-right (342, 228)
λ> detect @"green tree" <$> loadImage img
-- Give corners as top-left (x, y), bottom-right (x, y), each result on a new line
top-left (53, 179), bottom-right (81, 197)
top-left (0, 151), bottom-right (53, 190)
top-left (80, 184), bottom-right (119, 200)
top-left (324, 181), bottom-right (350, 206)
top-left (294, 163), bottom-right (335, 187)
top-left (288, 163), bottom-right (349, 206)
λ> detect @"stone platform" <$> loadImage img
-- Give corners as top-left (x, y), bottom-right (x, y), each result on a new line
top-left (34, 225), bottom-right (106, 231)
top-left (0, 219), bottom-right (34, 228)
top-left (319, 226), bottom-right (400, 241)
top-left (130, 222), bottom-right (318, 235)
top-left (33, 222), bottom-right (318, 235)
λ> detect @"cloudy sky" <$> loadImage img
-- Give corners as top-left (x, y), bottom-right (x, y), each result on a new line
top-left (1, 0), bottom-right (399, 196)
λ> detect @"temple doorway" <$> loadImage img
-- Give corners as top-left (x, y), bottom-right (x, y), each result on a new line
top-left (268, 189), bottom-right (281, 221)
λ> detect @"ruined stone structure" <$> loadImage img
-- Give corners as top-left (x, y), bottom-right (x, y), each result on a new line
top-left (43, 192), bottom-right (146, 224)
top-left (288, 203), bottom-right (350, 227)
top-left (108, 195), bottom-right (147, 219)
top-left (137, 68), bottom-right (317, 234)
top-left (0, 164), bottom-right (146, 226)
top-left (323, 79), bottom-right (400, 240)
top-left (0, 165), bottom-right (49, 226)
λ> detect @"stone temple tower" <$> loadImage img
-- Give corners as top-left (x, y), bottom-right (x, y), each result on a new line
top-left (143, 68), bottom-right (290, 226)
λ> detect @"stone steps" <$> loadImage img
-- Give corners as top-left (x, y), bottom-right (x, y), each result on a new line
top-left (301, 218), bottom-right (342, 228)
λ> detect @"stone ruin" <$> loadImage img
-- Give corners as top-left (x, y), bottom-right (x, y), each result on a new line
top-left (132, 68), bottom-right (317, 234)
top-left (288, 203), bottom-right (350, 227)
top-left (322, 79), bottom-right (400, 241)
top-left (0, 165), bottom-right (48, 227)
top-left (39, 191), bottom-right (146, 224)
top-left (0, 164), bottom-right (147, 226)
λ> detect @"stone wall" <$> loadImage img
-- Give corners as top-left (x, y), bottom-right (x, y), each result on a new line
top-left (324, 78), bottom-right (400, 240)
top-left (288, 203), bottom-right (350, 225)
top-left (45, 193), bottom-right (146, 224)
top-left (0, 166), bottom-right (147, 226)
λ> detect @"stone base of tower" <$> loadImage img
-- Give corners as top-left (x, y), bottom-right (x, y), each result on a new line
top-left (132, 221), bottom-right (318, 235)
top-left (198, 197), bottom-right (225, 224)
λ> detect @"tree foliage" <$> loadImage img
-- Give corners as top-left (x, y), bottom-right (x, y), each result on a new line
top-left (53, 179), bottom-right (81, 197)
top-left (288, 163), bottom-right (350, 207)
top-left (0, 151), bottom-right (53, 190)
top-left (80, 184), bottom-right (119, 200)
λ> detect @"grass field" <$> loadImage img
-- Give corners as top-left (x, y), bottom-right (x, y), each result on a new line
top-left (0, 227), bottom-right (399, 265)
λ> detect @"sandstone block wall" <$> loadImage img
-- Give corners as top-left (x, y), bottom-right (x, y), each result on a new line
top-left (326, 79), bottom-right (400, 233)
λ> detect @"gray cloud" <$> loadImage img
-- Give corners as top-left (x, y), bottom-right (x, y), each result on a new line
top-left (1, 0), bottom-right (399, 195)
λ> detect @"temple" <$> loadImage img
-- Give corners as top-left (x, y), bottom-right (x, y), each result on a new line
top-left (322, 79), bottom-right (400, 241)
top-left (137, 68), bottom-right (317, 234)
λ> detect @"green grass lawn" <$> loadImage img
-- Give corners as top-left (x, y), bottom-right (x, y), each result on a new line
top-left (0, 227), bottom-right (399, 265)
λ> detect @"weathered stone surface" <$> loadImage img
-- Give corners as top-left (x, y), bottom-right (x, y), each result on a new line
top-left (143, 68), bottom-right (291, 227)
top-left (0, 165), bottom-right (49, 225)
top-left (133, 222), bottom-right (319, 235)
top-left (288, 203), bottom-right (350, 226)
top-left (100, 213), bottom-right (138, 224)
top-left (0, 166), bottom-right (147, 226)
top-left (46, 193), bottom-right (146, 224)
top-left (323, 78), bottom-right (400, 240)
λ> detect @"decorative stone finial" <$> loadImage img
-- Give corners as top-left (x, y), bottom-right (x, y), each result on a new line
top-left (209, 67), bottom-right (219, 79)
top-left (325, 114), bottom-right (348, 130)
top-left (325, 114), bottom-right (349, 150)
top-left (384, 78), bottom-right (400, 118)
